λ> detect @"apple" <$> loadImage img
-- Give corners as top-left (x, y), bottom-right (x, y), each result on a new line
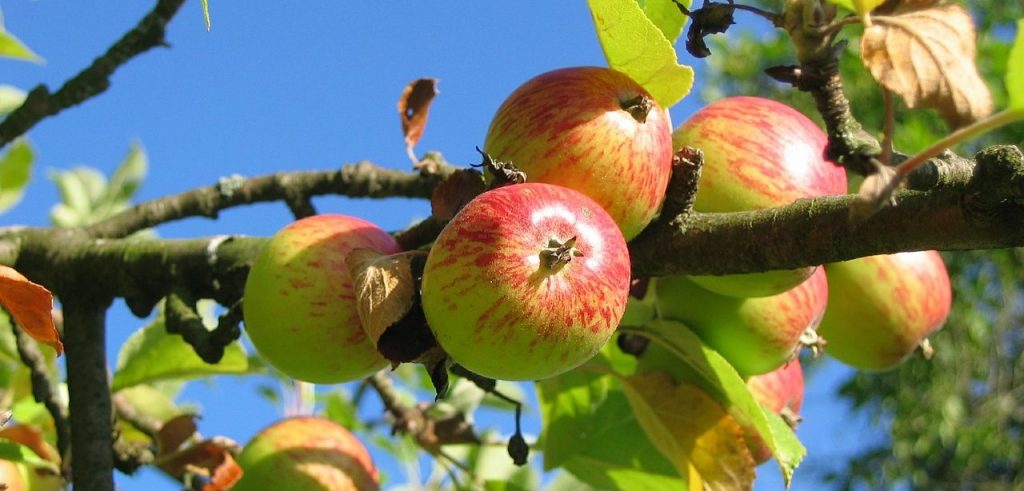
top-left (420, 183), bottom-right (631, 380)
top-left (243, 214), bottom-right (398, 384)
top-left (0, 460), bottom-right (62, 491)
top-left (655, 268), bottom-right (828, 376)
top-left (672, 96), bottom-right (848, 297)
top-left (817, 250), bottom-right (952, 370)
top-left (483, 66), bottom-right (673, 240)
top-left (744, 360), bottom-right (804, 464)
top-left (233, 416), bottom-right (379, 491)
top-left (0, 460), bottom-right (26, 491)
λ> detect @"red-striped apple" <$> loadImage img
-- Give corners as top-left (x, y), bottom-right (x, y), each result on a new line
top-left (234, 416), bottom-right (379, 491)
top-left (243, 214), bottom-right (398, 383)
top-left (420, 183), bottom-right (631, 380)
top-left (655, 268), bottom-right (828, 376)
top-left (744, 360), bottom-right (804, 463)
top-left (818, 251), bottom-right (952, 370)
top-left (673, 96), bottom-right (848, 297)
top-left (483, 66), bottom-right (673, 240)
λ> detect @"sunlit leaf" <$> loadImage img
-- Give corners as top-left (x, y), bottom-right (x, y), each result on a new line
top-left (0, 85), bottom-right (26, 116)
top-left (588, 0), bottom-right (694, 108)
top-left (630, 319), bottom-right (805, 485)
top-left (861, 2), bottom-right (992, 128)
top-left (0, 424), bottom-right (59, 465)
top-left (0, 440), bottom-right (58, 472)
top-left (398, 78), bottom-right (439, 164)
top-left (105, 143), bottom-right (147, 204)
top-left (622, 372), bottom-right (755, 489)
top-left (201, 0), bottom-right (212, 31)
top-left (636, 0), bottom-right (689, 43)
top-left (111, 312), bottom-right (248, 392)
top-left (0, 139), bottom-right (33, 214)
top-left (0, 265), bottom-right (61, 354)
top-left (1008, 19), bottom-right (1024, 111)
top-left (347, 249), bottom-right (418, 345)
top-left (0, 30), bottom-right (42, 63)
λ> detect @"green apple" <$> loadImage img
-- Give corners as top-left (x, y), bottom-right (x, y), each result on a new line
top-left (655, 268), bottom-right (828, 376)
top-left (234, 416), bottom-right (379, 491)
top-left (818, 251), bottom-right (952, 370)
top-left (420, 183), bottom-right (631, 380)
top-left (243, 214), bottom-right (399, 383)
top-left (483, 66), bottom-right (674, 240)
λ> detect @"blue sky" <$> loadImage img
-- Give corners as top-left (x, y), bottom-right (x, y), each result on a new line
top-left (0, 2), bottom-right (885, 489)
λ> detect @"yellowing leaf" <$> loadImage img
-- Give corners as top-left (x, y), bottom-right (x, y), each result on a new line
top-left (589, 0), bottom-right (694, 108)
top-left (623, 371), bottom-right (756, 490)
top-left (861, 3), bottom-right (992, 128)
top-left (346, 249), bottom-right (418, 345)
top-left (0, 30), bottom-right (42, 63)
top-left (201, 0), bottom-right (212, 31)
top-left (0, 266), bottom-right (62, 354)
top-left (1008, 19), bottom-right (1024, 111)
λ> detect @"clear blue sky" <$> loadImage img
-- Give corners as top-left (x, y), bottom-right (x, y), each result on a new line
top-left (1, 2), bottom-right (884, 489)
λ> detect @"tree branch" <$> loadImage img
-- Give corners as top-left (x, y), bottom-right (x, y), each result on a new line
top-left (0, 0), bottom-right (187, 150)
top-left (11, 323), bottom-right (71, 475)
top-left (84, 161), bottom-right (456, 238)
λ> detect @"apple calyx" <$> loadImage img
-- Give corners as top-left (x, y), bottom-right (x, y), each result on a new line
top-left (780, 406), bottom-right (803, 428)
top-left (799, 326), bottom-right (827, 358)
top-left (620, 94), bottom-right (652, 123)
top-left (918, 338), bottom-right (935, 360)
top-left (539, 236), bottom-right (583, 271)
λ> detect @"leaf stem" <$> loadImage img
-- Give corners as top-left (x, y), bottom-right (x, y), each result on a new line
top-left (896, 109), bottom-right (1024, 177)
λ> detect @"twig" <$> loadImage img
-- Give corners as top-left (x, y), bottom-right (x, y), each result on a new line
top-left (11, 323), bottom-right (71, 474)
top-left (85, 161), bottom-right (457, 239)
top-left (0, 0), bottom-right (187, 149)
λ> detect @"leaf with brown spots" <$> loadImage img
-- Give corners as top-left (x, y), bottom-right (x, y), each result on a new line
top-left (398, 78), bottom-right (439, 164)
top-left (622, 371), bottom-right (756, 490)
top-left (156, 414), bottom-right (198, 456)
top-left (430, 168), bottom-right (486, 222)
top-left (860, 2), bottom-right (992, 128)
top-left (0, 265), bottom-right (62, 354)
top-left (347, 249), bottom-right (421, 345)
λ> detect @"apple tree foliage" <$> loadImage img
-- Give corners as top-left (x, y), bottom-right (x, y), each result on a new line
top-left (702, 1), bottom-right (1024, 488)
top-left (0, 0), bottom-right (1022, 490)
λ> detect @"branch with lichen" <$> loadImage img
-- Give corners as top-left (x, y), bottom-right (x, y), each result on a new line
top-left (11, 323), bottom-right (71, 476)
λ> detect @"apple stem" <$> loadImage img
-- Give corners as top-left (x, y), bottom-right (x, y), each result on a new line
top-left (539, 236), bottom-right (583, 271)
top-left (620, 94), bottom-right (652, 123)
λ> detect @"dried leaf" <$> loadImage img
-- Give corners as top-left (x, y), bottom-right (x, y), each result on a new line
top-left (861, 2), bottom-right (992, 128)
top-left (0, 425), bottom-right (60, 464)
top-left (156, 414), bottom-right (198, 456)
top-left (430, 169), bottom-right (486, 222)
top-left (623, 371), bottom-right (756, 490)
top-left (346, 249), bottom-right (418, 345)
top-left (850, 164), bottom-right (900, 222)
top-left (156, 438), bottom-right (242, 491)
top-left (0, 265), bottom-right (62, 354)
top-left (398, 78), bottom-right (439, 163)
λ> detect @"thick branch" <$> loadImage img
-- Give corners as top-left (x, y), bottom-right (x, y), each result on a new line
top-left (85, 162), bottom-right (456, 238)
top-left (63, 297), bottom-right (115, 491)
top-left (0, 0), bottom-right (186, 149)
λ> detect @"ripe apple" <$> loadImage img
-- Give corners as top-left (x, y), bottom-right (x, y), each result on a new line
top-left (483, 66), bottom-right (673, 240)
top-left (744, 360), bottom-right (804, 464)
top-left (243, 214), bottom-right (399, 383)
top-left (420, 183), bottom-right (631, 380)
top-left (0, 460), bottom-right (25, 491)
top-left (233, 416), bottom-right (379, 491)
top-left (817, 251), bottom-right (952, 370)
top-left (672, 96), bottom-right (848, 297)
top-left (655, 268), bottom-right (828, 376)
top-left (0, 460), bottom-right (62, 491)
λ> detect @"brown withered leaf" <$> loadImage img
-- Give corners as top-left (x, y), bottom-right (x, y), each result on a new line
top-left (346, 249), bottom-right (422, 345)
top-left (850, 163), bottom-right (901, 222)
top-left (430, 168), bottom-right (485, 222)
top-left (861, 2), bottom-right (992, 128)
top-left (399, 78), bottom-right (439, 163)
top-left (622, 372), bottom-right (755, 490)
top-left (156, 414), bottom-right (198, 456)
top-left (0, 265), bottom-right (63, 355)
top-left (156, 438), bottom-right (242, 491)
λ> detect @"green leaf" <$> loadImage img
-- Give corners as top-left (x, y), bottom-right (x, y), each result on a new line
top-left (824, 0), bottom-right (854, 10)
top-left (201, 0), bottom-right (212, 31)
top-left (537, 352), bottom-right (687, 489)
top-left (635, 0), bottom-right (689, 43)
top-left (0, 139), bottom-right (33, 214)
top-left (0, 85), bottom-right (26, 116)
top-left (1007, 19), bottom-right (1024, 111)
top-left (0, 441), bottom-right (57, 472)
top-left (588, 0), bottom-right (694, 108)
top-left (95, 143), bottom-right (147, 219)
top-left (111, 311), bottom-right (249, 392)
top-left (0, 30), bottom-right (42, 63)
top-left (628, 319), bottom-right (805, 486)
